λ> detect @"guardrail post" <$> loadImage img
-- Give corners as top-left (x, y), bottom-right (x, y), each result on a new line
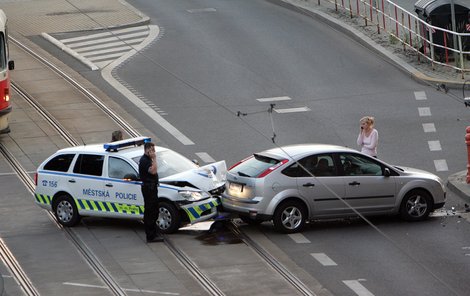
top-left (466, 126), bottom-right (470, 183)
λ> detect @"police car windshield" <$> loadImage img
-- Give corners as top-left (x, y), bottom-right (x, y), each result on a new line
top-left (132, 150), bottom-right (198, 179)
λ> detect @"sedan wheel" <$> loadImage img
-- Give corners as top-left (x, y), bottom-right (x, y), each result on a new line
top-left (157, 201), bottom-right (180, 234)
top-left (273, 200), bottom-right (306, 233)
top-left (400, 190), bottom-right (432, 221)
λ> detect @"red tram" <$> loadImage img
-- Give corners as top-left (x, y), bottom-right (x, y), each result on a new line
top-left (0, 9), bottom-right (14, 134)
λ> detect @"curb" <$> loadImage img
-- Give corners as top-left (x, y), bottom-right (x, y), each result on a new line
top-left (281, 0), bottom-right (466, 89)
top-left (447, 170), bottom-right (470, 203)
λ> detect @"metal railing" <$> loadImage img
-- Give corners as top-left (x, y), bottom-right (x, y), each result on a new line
top-left (317, 0), bottom-right (470, 75)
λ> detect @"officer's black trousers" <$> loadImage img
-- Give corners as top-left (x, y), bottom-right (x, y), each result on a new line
top-left (141, 183), bottom-right (159, 240)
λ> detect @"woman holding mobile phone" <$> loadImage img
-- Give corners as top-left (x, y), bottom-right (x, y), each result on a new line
top-left (357, 116), bottom-right (378, 157)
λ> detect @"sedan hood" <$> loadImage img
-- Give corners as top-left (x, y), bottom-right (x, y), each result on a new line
top-left (160, 160), bottom-right (227, 192)
top-left (395, 166), bottom-right (440, 179)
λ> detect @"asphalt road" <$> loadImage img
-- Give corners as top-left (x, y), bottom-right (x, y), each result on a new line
top-left (108, 0), bottom-right (470, 295)
top-left (6, 0), bottom-right (470, 295)
top-left (101, 0), bottom-right (468, 178)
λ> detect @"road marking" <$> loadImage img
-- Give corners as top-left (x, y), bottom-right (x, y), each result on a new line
top-left (414, 91), bottom-right (427, 100)
top-left (418, 107), bottom-right (431, 116)
top-left (187, 8), bottom-right (217, 13)
top-left (422, 123), bottom-right (436, 133)
top-left (434, 159), bottom-right (448, 171)
top-left (343, 280), bottom-right (375, 296)
top-left (61, 26), bottom-right (148, 43)
top-left (288, 233), bottom-right (311, 243)
top-left (274, 107), bottom-right (310, 113)
top-left (63, 282), bottom-right (179, 294)
top-left (100, 26), bottom-right (195, 145)
top-left (256, 96), bottom-right (292, 102)
top-left (311, 253), bottom-right (337, 266)
top-left (428, 140), bottom-right (442, 151)
top-left (195, 152), bottom-right (215, 163)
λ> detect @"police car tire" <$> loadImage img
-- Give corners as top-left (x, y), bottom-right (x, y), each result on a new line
top-left (53, 194), bottom-right (81, 227)
top-left (157, 201), bottom-right (180, 234)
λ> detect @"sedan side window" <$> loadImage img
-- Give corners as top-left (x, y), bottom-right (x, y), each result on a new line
top-left (340, 153), bottom-right (382, 176)
top-left (108, 157), bottom-right (138, 179)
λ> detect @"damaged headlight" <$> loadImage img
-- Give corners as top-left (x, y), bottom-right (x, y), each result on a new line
top-left (178, 190), bottom-right (210, 202)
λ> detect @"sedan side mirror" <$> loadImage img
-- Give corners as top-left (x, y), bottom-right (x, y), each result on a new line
top-left (384, 168), bottom-right (391, 177)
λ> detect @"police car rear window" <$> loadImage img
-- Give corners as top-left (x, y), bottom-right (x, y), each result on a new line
top-left (44, 154), bottom-right (75, 172)
top-left (73, 154), bottom-right (104, 176)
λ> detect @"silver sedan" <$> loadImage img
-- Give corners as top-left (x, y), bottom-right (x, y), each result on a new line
top-left (221, 144), bottom-right (446, 233)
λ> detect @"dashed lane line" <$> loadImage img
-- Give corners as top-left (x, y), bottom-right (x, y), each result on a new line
top-left (275, 107), bottom-right (311, 113)
top-left (415, 91), bottom-right (448, 172)
top-left (342, 280), bottom-right (375, 296)
top-left (311, 253), bottom-right (337, 266)
top-left (428, 140), bottom-right (442, 151)
top-left (418, 107), bottom-right (431, 117)
top-left (256, 96), bottom-right (292, 102)
top-left (288, 233), bottom-right (311, 243)
top-left (195, 152), bottom-right (216, 163)
top-left (422, 123), bottom-right (436, 133)
top-left (434, 159), bottom-right (448, 172)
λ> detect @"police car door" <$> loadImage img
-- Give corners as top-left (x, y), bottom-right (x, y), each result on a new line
top-left (104, 156), bottom-right (143, 218)
top-left (72, 153), bottom-right (108, 216)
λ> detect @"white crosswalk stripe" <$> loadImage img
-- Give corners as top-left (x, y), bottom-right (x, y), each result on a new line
top-left (47, 25), bottom-right (157, 70)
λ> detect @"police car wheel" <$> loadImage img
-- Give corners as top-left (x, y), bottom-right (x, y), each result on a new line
top-left (53, 194), bottom-right (80, 227)
top-left (157, 201), bottom-right (180, 234)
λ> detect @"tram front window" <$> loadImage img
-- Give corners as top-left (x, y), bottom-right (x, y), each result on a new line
top-left (0, 33), bottom-right (5, 70)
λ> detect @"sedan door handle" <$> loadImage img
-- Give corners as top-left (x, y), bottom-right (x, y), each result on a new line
top-left (348, 181), bottom-right (360, 186)
top-left (105, 183), bottom-right (113, 187)
top-left (303, 183), bottom-right (315, 187)
top-left (68, 179), bottom-right (76, 183)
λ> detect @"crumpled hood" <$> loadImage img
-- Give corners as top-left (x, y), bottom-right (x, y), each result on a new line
top-left (160, 160), bottom-right (227, 192)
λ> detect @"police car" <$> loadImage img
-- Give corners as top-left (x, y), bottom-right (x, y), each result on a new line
top-left (34, 137), bottom-right (226, 233)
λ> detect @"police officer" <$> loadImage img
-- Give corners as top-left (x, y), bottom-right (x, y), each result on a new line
top-left (139, 142), bottom-right (164, 243)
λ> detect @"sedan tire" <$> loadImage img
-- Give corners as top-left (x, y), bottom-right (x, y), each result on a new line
top-left (400, 190), bottom-right (432, 221)
top-left (273, 200), bottom-right (307, 233)
top-left (53, 194), bottom-right (81, 227)
top-left (157, 201), bottom-right (181, 234)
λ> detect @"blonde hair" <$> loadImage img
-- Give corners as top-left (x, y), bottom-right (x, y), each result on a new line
top-left (360, 116), bottom-right (375, 126)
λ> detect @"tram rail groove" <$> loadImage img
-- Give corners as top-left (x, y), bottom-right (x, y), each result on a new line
top-left (229, 222), bottom-right (318, 296)
top-left (9, 37), bottom-right (225, 296)
top-left (9, 36), bottom-right (318, 296)
top-left (10, 36), bottom-right (139, 139)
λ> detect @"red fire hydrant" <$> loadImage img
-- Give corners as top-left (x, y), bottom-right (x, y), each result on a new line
top-left (466, 126), bottom-right (470, 183)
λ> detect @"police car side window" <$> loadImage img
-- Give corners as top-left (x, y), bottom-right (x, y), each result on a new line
top-left (44, 154), bottom-right (75, 172)
top-left (73, 154), bottom-right (104, 176)
top-left (108, 157), bottom-right (137, 179)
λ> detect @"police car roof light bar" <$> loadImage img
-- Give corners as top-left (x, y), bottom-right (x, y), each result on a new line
top-left (104, 137), bottom-right (151, 151)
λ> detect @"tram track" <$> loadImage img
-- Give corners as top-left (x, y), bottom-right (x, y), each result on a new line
top-left (4, 37), bottom-right (319, 296)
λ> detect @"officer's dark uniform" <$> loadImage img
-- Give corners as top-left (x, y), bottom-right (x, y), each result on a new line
top-left (139, 153), bottom-right (161, 242)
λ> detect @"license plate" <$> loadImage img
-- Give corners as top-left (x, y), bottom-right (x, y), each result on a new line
top-left (229, 182), bottom-right (244, 193)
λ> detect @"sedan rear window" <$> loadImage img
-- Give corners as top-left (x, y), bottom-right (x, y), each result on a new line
top-left (230, 154), bottom-right (281, 177)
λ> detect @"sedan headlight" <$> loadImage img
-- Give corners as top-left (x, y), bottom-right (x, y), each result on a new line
top-left (178, 190), bottom-right (210, 202)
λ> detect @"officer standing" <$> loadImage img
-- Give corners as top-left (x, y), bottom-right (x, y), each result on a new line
top-left (139, 142), bottom-right (164, 243)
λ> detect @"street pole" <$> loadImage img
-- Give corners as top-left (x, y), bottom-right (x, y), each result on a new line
top-left (450, 0), bottom-right (458, 64)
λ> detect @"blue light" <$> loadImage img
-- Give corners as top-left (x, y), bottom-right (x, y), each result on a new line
top-left (104, 137), bottom-right (151, 151)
